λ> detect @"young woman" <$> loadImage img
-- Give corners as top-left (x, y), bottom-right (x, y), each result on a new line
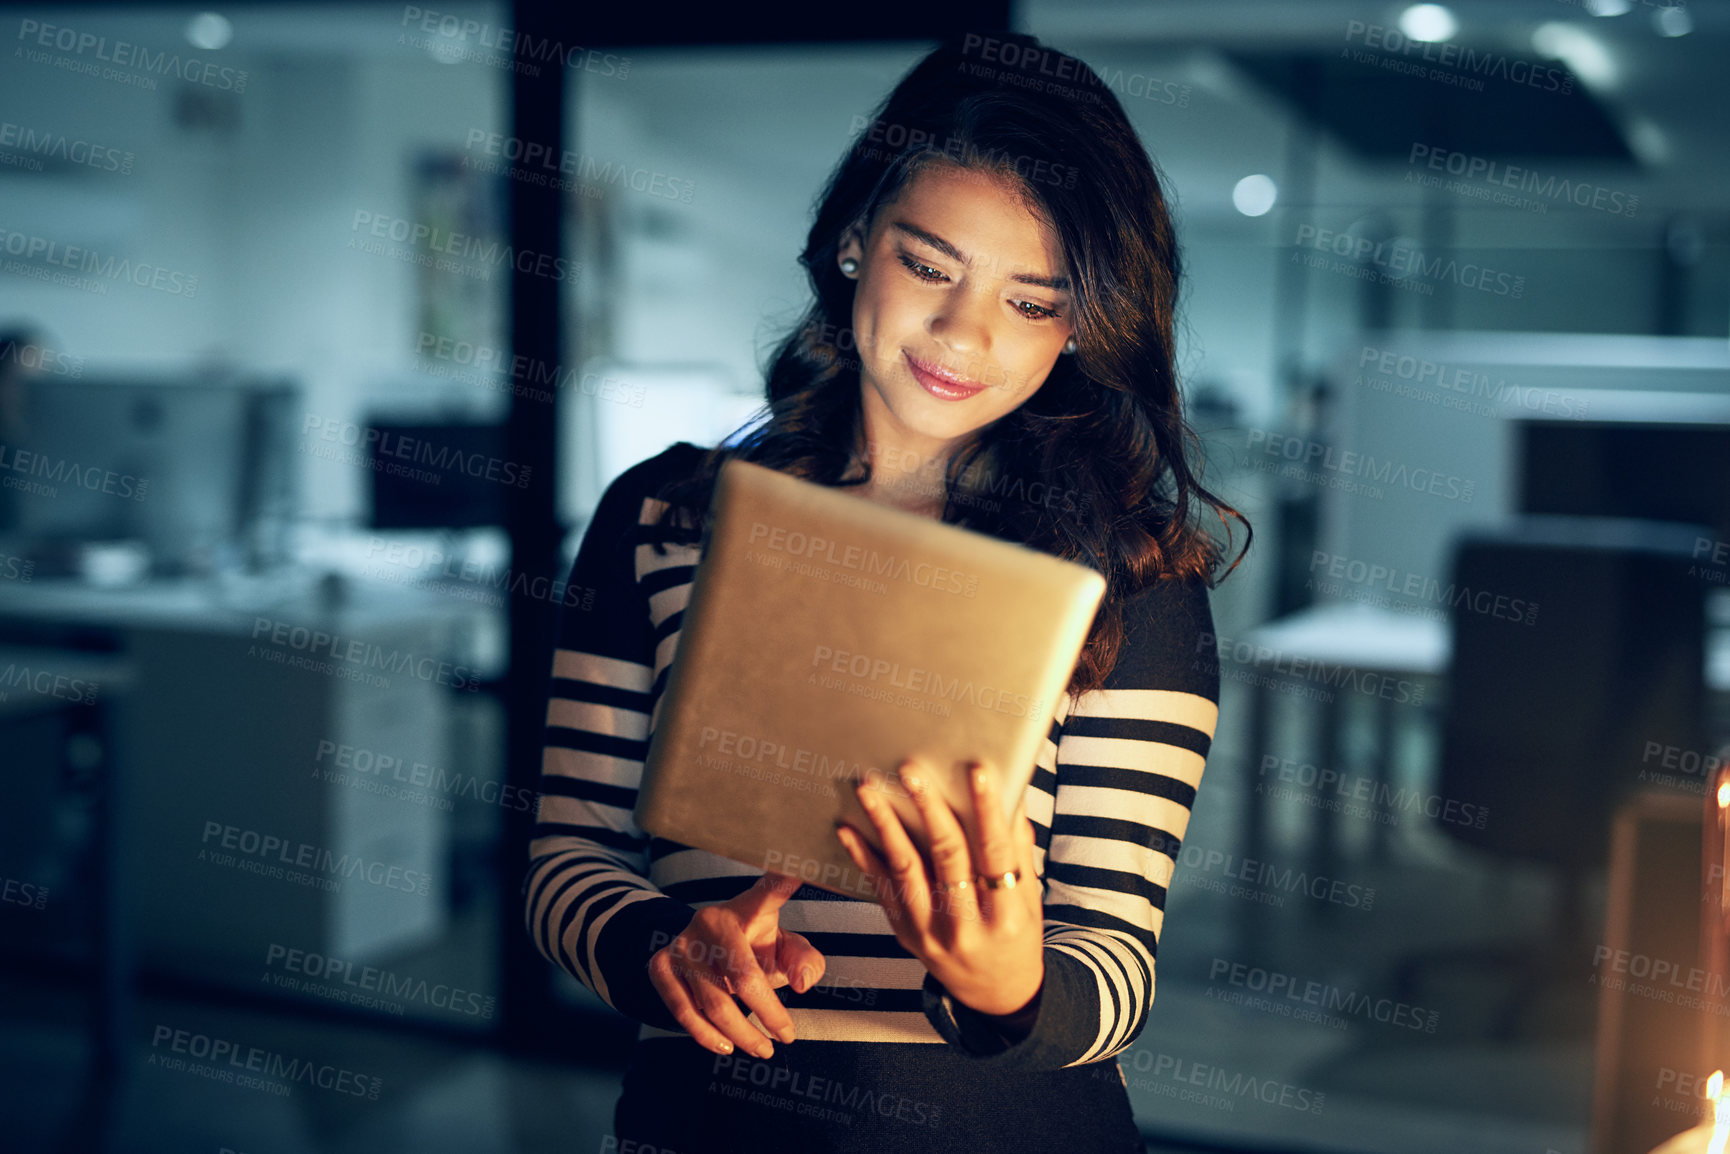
top-left (525, 32), bottom-right (1249, 1152)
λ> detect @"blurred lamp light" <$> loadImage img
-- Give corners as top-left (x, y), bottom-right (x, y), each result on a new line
top-left (1398, 4), bottom-right (1458, 42)
top-left (1232, 174), bottom-right (1277, 217)
top-left (1654, 5), bottom-right (1693, 36)
top-left (1584, 0), bottom-right (1632, 15)
top-left (185, 12), bottom-right (232, 51)
top-left (1532, 22), bottom-right (1618, 89)
top-left (1712, 1069), bottom-right (1730, 1154)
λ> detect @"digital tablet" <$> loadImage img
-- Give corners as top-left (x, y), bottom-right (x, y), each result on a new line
top-left (635, 458), bottom-right (1106, 898)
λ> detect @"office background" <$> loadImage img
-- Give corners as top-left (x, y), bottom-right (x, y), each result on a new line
top-left (1, 1), bottom-right (1728, 1151)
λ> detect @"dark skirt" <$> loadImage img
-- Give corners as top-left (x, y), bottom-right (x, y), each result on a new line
top-left (611, 1035), bottom-right (1146, 1153)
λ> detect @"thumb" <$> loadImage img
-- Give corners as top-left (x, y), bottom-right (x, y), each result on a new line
top-left (774, 931), bottom-right (827, 994)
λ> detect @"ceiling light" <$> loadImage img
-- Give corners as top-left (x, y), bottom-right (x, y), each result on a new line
top-left (1532, 22), bottom-right (1618, 90)
top-left (1398, 4), bottom-right (1458, 43)
top-left (1232, 174), bottom-right (1278, 217)
top-left (1654, 6), bottom-right (1692, 36)
top-left (185, 12), bottom-right (232, 51)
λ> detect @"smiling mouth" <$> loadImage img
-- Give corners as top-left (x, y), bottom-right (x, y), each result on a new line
top-left (905, 352), bottom-right (990, 400)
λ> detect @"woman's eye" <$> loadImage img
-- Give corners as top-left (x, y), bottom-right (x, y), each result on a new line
top-left (895, 252), bottom-right (1058, 320)
top-left (897, 254), bottom-right (947, 282)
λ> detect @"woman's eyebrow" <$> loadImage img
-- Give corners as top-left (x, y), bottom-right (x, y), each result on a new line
top-left (890, 221), bottom-right (1070, 291)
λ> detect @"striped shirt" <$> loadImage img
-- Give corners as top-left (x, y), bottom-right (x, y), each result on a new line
top-left (524, 442), bottom-right (1219, 1072)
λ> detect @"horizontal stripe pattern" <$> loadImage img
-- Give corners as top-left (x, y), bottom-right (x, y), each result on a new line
top-left (523, 447), bottom-right (1218, 1070)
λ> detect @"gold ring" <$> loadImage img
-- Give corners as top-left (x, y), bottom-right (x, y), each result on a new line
top-left (976, 870), bottom-right (1021, 891)
top-left (935, 878), bottom-right (972, 896)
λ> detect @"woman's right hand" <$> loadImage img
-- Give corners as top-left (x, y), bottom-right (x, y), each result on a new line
top-left (647, 871), bottom-right (825, 1059)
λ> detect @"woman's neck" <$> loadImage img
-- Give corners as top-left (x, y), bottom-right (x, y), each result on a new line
top-left (846, 433), bottom-right (996, 520)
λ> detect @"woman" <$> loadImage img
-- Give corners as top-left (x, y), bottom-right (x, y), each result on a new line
top-left (525, 31), bottom-right (1249, 1152)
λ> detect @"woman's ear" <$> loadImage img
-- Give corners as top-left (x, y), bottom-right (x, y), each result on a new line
top-left (836, 227), bottom-right (865, 278)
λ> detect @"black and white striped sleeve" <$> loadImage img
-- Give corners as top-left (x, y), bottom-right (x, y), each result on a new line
top-left (924, 574), bottom-right (1220, 1070)
top-left (522, 456), bottom-right (697, 1032)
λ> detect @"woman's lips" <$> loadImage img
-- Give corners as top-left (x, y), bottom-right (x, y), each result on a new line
top-left (906, 352), bottom-right (988, 401)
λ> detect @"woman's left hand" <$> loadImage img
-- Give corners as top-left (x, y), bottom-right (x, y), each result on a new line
top-left (835, 758), bottom-right (1045, 1021)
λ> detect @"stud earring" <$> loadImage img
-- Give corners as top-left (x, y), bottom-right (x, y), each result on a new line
top-left (840, 257), bottom-right (859, 276)
top-left (1063, 337), bottom-right (1077, 355)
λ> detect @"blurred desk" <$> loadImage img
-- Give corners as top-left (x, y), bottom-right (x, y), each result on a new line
top-left (1247, 602), bottom-right (1451, 677)
top-left (1238, 604), bottom-right (1448, 909)
top-left (0, 645), bottom-right (135, 1082)
top-left (0, 571), bottom-right (503, 985)
top-left (1238, 601), bottom-right (1730, 927)
top-left (0, 570), bottom-right (497, 644)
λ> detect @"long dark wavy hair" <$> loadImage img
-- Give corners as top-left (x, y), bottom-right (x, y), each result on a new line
top-left (652, 31), bottom-right (1250, 699)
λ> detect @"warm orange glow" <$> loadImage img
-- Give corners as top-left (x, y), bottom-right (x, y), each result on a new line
top-left (1711, 1069), bottom-right (1730, 1154)
top-left (1717, 781), bottom-right (1730, 809)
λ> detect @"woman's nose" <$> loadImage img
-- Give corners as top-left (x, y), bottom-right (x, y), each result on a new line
top-left (927, 289), bottom-right (993, 363)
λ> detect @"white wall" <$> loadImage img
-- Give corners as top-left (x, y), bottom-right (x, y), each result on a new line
top-left (0, 7), bottom-right (506, 524)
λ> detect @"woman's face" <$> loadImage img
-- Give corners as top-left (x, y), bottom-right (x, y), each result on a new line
top-left (837, 162), bottom-right (1075, 467)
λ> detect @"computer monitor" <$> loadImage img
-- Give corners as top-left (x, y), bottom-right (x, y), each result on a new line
top-left (1322, 333), bottom-right (1730, 602)
top-left (366, 421), bottom-right (512, 529)
top-left (3, 376), bottom-right (298, 574)
top-left (1519, 419), bottom-right (1730, 541)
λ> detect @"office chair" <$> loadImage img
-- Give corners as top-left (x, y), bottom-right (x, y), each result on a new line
top-left (1394, 515), bottom-right (1710, 1038)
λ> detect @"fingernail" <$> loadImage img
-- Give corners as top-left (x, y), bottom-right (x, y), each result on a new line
top-left (973, 766), bottom-right (988, 789)
top-left (718, 1040), bottom-right (733, 1054)
top-left (778, 1025), bottom-right (797, 1043)
top-left (903, 770), bottom-right (923, 793)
